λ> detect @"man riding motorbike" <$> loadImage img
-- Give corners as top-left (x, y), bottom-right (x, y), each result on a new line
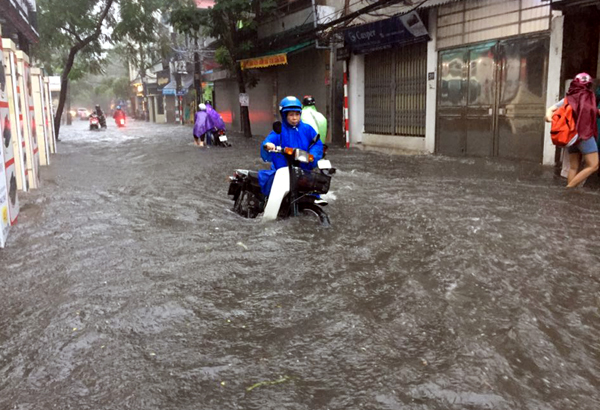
top-left (94, 104), bottom-right (107, 128)
top-left (259, 96), bottom-right (324, 196)
top-left (113, 105), bottom-right (126, 126)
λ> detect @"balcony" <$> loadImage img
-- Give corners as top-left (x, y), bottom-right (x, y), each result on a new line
top-left (0, 0), bottom-right (39, 48)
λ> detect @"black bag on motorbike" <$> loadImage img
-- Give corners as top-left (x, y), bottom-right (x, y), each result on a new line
top-left (296, 169), bottom-right (331, 194)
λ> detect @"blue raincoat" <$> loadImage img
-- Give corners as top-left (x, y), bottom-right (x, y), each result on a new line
top-left (258, 118), bottom-right (323, 195)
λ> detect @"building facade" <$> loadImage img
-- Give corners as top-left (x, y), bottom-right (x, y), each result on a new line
top-left (214, 0), bottom-right (344, 141)
top-left (344, 0), bottom-right (564, 165)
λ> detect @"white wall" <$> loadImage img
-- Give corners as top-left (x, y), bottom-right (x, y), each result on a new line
top-left (348, 54), bottom-right (364, 145)
top-left (425, 7), bottom-right (438, 154)
top-left (543, 11), bottom-right (564, 166)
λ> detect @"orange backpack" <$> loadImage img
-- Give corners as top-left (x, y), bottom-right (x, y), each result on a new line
top-left (550, 100), bottom-right (578, 147)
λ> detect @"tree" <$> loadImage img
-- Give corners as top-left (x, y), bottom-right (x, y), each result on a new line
top-left (34, 0), bottom-right (116, 139)
top-left (112, 0), bottom-right (173, 121)
top-left (170, 0), bottom-right (277, 138)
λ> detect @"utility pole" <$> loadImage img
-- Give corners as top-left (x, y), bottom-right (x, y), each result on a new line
top-left (175, 59), bottom-right (183, 125)
top-left (194, 36), bottom-right (203, 108)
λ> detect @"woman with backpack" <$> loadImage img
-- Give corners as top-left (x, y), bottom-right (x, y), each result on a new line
top-left (545, 73), bottom-right (600, 188)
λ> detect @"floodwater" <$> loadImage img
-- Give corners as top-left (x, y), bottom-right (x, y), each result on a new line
top-left (1, 119), bottom-right (599, 410)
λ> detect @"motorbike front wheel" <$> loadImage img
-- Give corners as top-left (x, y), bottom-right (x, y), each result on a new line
top-left (298, 203), bottom-right (330, 227)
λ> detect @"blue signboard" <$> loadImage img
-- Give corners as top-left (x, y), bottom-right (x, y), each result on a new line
top-left (344, 11), bottom-right (430, 54)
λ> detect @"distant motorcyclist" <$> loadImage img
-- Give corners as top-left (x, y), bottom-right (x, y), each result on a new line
top-left (113, 105), bottom-right (126, 127)
top-left (94, 104), bottom-right (107, 128)
top-left (301, 95), bottom-right (328, 143)
top-left (259, 96), bottom-right (323, 195)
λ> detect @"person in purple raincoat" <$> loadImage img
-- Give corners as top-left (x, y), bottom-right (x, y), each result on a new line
top-left (193, 103), bottom-right (212, 147)
top-left (205, 101), bottom-right (225, 131)
top-left (204, 101), bottom-right (225, 145)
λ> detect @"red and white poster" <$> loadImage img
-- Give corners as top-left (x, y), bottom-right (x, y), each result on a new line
top-left (0, 41), bottom-right (17, 245)
top-left (1, 39), bottom-right (21, 227)
top-left (31, 68), bottom-right (50, 166)
top-left (43, 77), bottom-right (57, 154)
top-left (17, 52), bottom-right (40, 189)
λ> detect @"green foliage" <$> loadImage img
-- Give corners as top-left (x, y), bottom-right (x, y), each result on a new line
top-left (170, 0), bottom-right (277, 75)
top-left (169, 5), bottom-right (209, 37)
top-left (33, 0), bottom-right (114, 76)
top-left (113, 0), bottom-right (175, 76)
top-left (112, 77), bottom-right (132, 100)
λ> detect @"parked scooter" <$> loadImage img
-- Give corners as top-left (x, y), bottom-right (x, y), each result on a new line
top-left (227, 122), bottom-right (334, 226)
top-left (89, 113), bottom-right (100, 130)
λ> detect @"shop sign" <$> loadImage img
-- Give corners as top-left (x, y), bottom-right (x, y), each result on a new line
top-left (156, 70), bottom-right (170, 91)
top-left (48, 76), bottom-right (61, 92)
top-left (344, 11), bottom-right (429, 54)
top-left (336, 47), bottom-right (350, 61)
top-left (240, 53), bottom-right (287, 70)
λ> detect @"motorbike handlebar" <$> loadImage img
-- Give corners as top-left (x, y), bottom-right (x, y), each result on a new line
top-left (263, 145), bottom-right (283, 153)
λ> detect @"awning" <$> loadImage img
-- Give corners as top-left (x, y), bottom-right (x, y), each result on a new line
top-left (239, 41), bottom-right (313, 70)
top-left (162, 74), bottom-right (194, 95)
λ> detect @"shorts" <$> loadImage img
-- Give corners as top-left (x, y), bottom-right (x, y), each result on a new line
top-left (568, 137), bottom-right (599, 155)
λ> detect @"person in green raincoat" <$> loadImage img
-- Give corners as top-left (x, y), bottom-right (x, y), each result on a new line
top-left (301, 95), bottom-right (328, 143)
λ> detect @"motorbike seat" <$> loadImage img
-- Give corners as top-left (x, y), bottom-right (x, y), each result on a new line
top-left (248, 171), bottom-right (259, 180)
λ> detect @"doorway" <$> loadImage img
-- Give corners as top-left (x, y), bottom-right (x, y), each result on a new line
top-left (436, 36), bottom-right (549, 162)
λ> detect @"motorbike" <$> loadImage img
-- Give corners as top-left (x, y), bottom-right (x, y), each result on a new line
top-left (228, 122), bottom-right (334, 226)
top-left (89, 113), bottom-right (100, 130)
top-left (115, 116), bottom-right (126, 128)
top-left (211, 129), bottom-right (231, 147)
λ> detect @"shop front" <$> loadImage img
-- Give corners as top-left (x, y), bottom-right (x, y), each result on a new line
top-left (344, 10), bottom-right (432, 153)
top-left (435, 0), bottom-right (555, 163)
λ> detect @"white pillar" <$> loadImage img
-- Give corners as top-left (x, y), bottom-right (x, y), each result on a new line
top-left (348, 54), bottom-right (365, 145)
top-left (425, 7), bottom-right (438, 154)
top-left (543, 11), bottom-right (564, 166)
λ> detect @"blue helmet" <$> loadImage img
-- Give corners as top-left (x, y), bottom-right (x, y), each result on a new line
top-left (116, 105), bottom-right (121, 110)
top-left (279, 96), bottom-right (302, 115)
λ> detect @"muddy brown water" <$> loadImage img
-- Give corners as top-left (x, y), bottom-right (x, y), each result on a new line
top-left (1, 120), bottom-right (599, 409)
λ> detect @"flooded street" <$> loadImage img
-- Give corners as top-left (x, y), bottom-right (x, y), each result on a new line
top-left (1, 119), bottom-right (599, 410)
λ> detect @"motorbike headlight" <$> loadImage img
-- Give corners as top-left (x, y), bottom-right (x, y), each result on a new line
top-left (295, 149), bottom-right (310, 163)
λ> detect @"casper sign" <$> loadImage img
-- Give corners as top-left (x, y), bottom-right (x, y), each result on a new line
top-left (344, 11), bottom-right (429, 54)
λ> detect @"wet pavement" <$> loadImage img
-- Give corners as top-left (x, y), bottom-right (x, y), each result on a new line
top-left (1, 119), bottom-right (599, 410)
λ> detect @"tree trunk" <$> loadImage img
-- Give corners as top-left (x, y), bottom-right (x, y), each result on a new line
top-left (235, 64), bottom-right (252, 138)
top-left (54, 47), bottom-right (77, 138)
